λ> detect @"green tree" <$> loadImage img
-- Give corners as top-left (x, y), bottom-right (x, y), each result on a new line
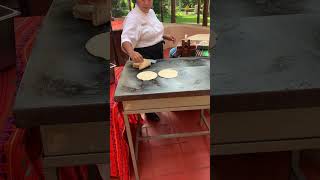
top-left (120, 0), bottom-right (127, 8)
top-left (153, 0), bottom-right (169, 17)
top-left (112, 0), bottom-right (127, 17)
top-left (181, 0), bottom-right (195, 7)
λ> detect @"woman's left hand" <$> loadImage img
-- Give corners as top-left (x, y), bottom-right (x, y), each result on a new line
top-left (164, 34), bottom-right (176, 43)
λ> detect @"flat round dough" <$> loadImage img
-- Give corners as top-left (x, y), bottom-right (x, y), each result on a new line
top-left (158, 69), bottom-right (178, 78)
top-left (85, 32), bottom-right (109, 60)
top-left (137, 71), bottom-right (158, 81)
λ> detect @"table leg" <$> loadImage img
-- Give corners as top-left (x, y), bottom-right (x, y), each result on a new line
top-left (199, 110), bottom-right (203, 126)
top-left (201, 109), bottom-right (210, 131)
top-left (43, 167), bottom-right (58, 180)
top-left (135, 115), bottom-right (142, 161)
top-left (123, 114), bottom-right (140, 180)
top-left (290, 151), bottom-right (306, 180)
top-left (96, 164), bottom-right (108, 180)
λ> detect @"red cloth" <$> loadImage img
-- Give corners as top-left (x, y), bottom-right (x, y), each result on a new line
top-left (4, 127), bottom-right (44, 180)
top-left (0, 16), bottom-right (46, 180)
top-left (0, 68), bottom-right (16, 131)
top-left (111, 20), bottom-right (124, 31)
top-left (110, 66), bottom-right (140, 180)
top-left (0, 16), bottom-right (93, 180)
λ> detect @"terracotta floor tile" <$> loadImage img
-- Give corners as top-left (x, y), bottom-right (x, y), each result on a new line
top-left (184, 167), bottom-right (210, 180)
top-left (130, 110), bottom-right (210, 180)
top-left (139, 167), bottom-right (154, 180)
top-left (182, 151), bottom-right (210, 170)
top-left (179, 136), bottom-right (210, 154)
top-left (152, 173), bottom-right (186, 180)
top-left (145, 124), bottom-right (180, 147)
top-left (151, 144), bottom-right (185, 176)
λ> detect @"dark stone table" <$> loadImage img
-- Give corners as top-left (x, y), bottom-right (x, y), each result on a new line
top-left (213, 14), bottom-right (320, 113)
top-left (13, 0), bottom-right (109, 179)
top-left (115, 58), bottom-right (210, 101)
top-left (211, 14), bottom-right (320, 179)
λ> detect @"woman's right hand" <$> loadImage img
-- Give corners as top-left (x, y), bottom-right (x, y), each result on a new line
top-left (129, 51), bottom-right (144, 63)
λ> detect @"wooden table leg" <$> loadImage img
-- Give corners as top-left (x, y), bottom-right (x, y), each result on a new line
top-left (97, 164), bottom-right (108, 180)
top-left (135, 115), bottom-right (142, 161)
top-left (43, 167), bottom-right (58, 180)
top-left (123, 114), bottom-right (139, 180)
top-left (200, 109), bottom-right (210, 131)
top-left (199, 110), bottom-right (203, 126)
top-left (290, 151), bottom-right (306, 180)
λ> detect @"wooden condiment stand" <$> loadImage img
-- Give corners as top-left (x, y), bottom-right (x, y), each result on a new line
top-left (176, 39), bottom-right (197, 57)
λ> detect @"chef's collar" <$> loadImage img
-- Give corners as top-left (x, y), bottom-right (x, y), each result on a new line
top-left (135, 3), bottom-right (150, 14)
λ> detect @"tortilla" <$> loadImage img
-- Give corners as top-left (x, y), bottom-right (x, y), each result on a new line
top-left (85, 32), bottom-right (109, 60)
top-left (132, 59), bottom-right (151, 70)
top-left (137, 71), bottom-right (157, 81)
top-left (158, 69), bottom-right (178, 78)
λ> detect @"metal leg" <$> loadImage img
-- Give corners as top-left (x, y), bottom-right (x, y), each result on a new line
top-left (43, 168), bottom-right (58, 180)
top-left (199, 110), bottom-right (204, 126)
top-left (290, 151), bottom-right (306, 180)
top-left (123, 114), bottom-right (140, 180)
top-left (96, 164), bottom-right (108, 180)
top-left (200, 109), bottom-right (210, 131)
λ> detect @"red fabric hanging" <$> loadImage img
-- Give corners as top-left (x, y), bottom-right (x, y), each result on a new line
top-left (110, 66), bottom-right (141, 180)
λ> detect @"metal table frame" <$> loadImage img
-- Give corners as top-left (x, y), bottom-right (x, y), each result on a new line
top-left (122, 95), bottom-right (210, 180)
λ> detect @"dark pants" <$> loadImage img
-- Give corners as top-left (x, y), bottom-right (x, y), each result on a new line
top-left (134, 41), bottom-right (164, 60)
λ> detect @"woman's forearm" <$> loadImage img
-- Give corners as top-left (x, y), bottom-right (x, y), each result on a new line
top-left (121, 41), bottom-right (144, 63)
top-left (163, 34), bottom-right (175, 42)
top-left (122, 41), bottom-right (135, 56)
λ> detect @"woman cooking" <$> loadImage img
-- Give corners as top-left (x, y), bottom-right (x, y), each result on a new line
top-left (121, 0), bottom-right (176, 121)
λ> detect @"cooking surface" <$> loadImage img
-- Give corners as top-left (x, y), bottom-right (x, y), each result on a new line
top-left (13, 0), bottom-right (109, 127)
top-left (213, 0), bottom-right (320, 20)
top-left (212, 14), bottom-right (320, 112)
top-left (115, 58), bottom-right (210, 101)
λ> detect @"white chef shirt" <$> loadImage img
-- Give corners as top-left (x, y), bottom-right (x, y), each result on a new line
top-left (121, 4), bottom-right (164, 49)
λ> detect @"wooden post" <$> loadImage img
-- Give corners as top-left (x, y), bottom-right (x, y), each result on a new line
top-left (197, 0), bottom-right (200, 24)
top-left (171, 0), bottom-right (176, 23)
top-left (202, 0), bottom-right (208, 26)
top-left (160, 0), bottom-right (164, 22)
top-left (128, 0), bottom-right (132, 10)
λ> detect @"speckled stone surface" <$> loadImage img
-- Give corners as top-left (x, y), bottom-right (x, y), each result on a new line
top-left (115, 58), bottom-right (210, 101)
top-left (13, 0), bottom-right (109, 127)
top-left (212, 14), bottom-right (320, 112)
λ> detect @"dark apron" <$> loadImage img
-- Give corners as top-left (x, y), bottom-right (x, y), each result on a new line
top-left (134, 40), bottom-right (164, 60)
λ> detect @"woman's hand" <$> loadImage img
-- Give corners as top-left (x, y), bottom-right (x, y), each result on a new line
top-left (122, 41), bottom-right (144, 63)
top-left (163, 34), bottom-right (176, 43)
top-left (129, 51), bottom-right (144, 63)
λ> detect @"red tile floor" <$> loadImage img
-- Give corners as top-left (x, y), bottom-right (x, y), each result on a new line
top-left (130, 110), bottom-right (210, 180)
top-left (111, 109), bottom-right (320, 180)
